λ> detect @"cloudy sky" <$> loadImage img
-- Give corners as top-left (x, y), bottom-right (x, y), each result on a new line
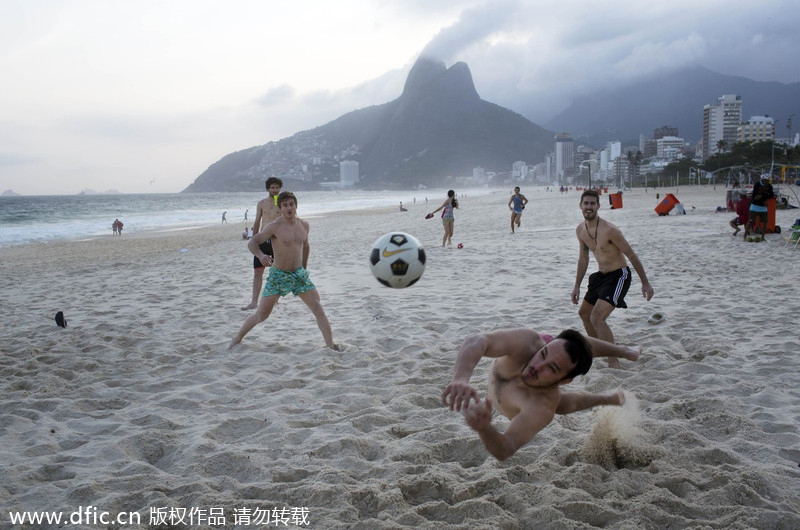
top-left (2, 0), bottom-right (798, 195)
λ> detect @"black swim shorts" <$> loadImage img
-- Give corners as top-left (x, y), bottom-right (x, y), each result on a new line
top-left (584, 267), bottom-right (631, 308)
top-left (252, 240), bottom-right (274, 269)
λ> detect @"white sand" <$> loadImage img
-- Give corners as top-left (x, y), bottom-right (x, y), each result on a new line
top-left (1, 186), bottom-right (799, 529)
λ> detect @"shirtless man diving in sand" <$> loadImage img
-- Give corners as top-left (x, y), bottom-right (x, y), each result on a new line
top-left (242, 177), bottom-right (283, 310)
top-left (230, 191), bottom-right (339, 351)
top-left (571, 189), bottom-right (654, 368)
top-left (442, 327), bottom-right (640, 461)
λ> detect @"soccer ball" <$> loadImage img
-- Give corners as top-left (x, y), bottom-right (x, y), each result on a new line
top-left (369, 232), bottom-right (426, 288)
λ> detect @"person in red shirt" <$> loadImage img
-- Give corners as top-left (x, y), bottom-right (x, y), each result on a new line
top-left (729, 190), bottom-right (750, 236)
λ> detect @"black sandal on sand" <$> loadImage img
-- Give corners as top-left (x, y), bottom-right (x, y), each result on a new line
top-left (55, 311), bottom-right (67, 328)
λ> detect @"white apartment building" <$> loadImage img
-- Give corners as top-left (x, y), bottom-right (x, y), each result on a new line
top-left (598, 141), bottom-right (621, 183)
top-left (738, 115), bottom-right (775, 143)
top-left (656, 136), bottom-right (685, 161)
top-left (339, 160), bottom-right (359, 187)
top-left (554, 133), bottom-right (574, 184)
top-left (511, 161), bottom-right (528, 181)
top-left (702, 94), bottom-right (742, 158)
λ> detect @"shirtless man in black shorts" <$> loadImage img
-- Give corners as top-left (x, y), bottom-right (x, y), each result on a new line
top-left (570, 190), bottom-right (654, 368)
top-left (242, 177), bottom-right (283, 310)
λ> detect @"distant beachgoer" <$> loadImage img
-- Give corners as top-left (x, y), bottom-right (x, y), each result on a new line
top-left (508, 186), bottom-right (529, 234)
top-left (571, 190), bottom-right (654, 368)
top-left (222, 211), bottom-right (227, 224)
top-left (428, 189), bottom-right (459, 247)
top-left (242, 227), bottom-right (249, 240)
top-left (242, 177), bottom-right (283, 311)
top-left (441, 327), bottom-right (640, 461)
top-left (230, 191), bottom-right (339, 351)
top-left (744, 174), bottom-right (775, 240)
top-left (244, 209), bottom-right (248, 222)
top-left (730, 190), bottom-right (750, 236)
top-left (117, 220), bottom-right (123, 235)
top-left (400, 202), bottom-right (408, 212)
top-left (112, 219), bottom-right (119, 235)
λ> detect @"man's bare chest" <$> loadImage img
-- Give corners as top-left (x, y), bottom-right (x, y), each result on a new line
top-left (274, 226), bottom-right (306, 245)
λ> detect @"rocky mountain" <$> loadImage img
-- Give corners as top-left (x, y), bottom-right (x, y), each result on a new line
top-left (183, 58), bottom-right (554, 192)
top-left (544, 66), bottom-right (800, 146)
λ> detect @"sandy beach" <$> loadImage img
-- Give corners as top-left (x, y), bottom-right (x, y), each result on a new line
top-left (2, 186), bottom-right (799, 529)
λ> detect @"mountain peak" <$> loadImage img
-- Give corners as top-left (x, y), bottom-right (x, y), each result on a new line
top-left (401, 57), bottom-right (447, 98)
top-left (401, 57), bottom-right (479, 102)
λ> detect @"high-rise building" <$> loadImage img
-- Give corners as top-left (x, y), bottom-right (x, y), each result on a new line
top-left (554, 133), bottom-right (574, 184)
top-left (597, 141), bottom-right (621, 184)
top-left (656, 136), bottom-right (685, 160)
top-left (702, 94), bottom-right (742, 158)
top-left (738, 116), bottom-right (775, 143)
top-left (654, 126), bottom-right (678, 140)
top-left (339, 160), bottom-right (359, 187)
top-left (640, 136), bottom-right (657, 159)
top-left (545, 152), bottom-right (556, 183)
top-left (511, 161), bottom-right (528, 181)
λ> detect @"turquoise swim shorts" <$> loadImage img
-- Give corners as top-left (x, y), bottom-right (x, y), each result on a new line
top-left (262, 267), bottom-right (316, 297)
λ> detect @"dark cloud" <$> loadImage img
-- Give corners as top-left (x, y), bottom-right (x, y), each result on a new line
top-left (420, 0), bottom-right (520, 61)
top-left (407, 0), bottom-right (800, 122)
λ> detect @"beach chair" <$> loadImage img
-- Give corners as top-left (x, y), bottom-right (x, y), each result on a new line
top-left (784, 223), bottom-right (800, 249)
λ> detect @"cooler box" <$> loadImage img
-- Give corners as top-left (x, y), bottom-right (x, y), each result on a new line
top-left (655, 193), bottom-right (680, 215)
top-left (754, 197), bottom-right (778, 234)
top-left (753, 197), bottom-right (777, 234)
top-left (767, 197), bottom-right (777, 233)
top-left (609, 192), bottom-right (623, 209)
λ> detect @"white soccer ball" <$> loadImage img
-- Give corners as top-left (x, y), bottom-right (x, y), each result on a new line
top-left (369, 232), bottom-right (426, 288)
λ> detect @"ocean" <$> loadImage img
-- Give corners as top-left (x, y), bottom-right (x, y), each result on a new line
top-left (0, 188), bottom-right (491, 248)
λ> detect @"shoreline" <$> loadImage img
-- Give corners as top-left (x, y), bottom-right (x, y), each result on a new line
top-left (3, 184), bottom-right (798, 268)
top-left (0, 187), bottom-right (497, 250)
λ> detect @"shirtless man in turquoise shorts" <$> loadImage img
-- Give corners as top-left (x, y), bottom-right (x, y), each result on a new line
top-left (230, 191), bottom-right (340, 350)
